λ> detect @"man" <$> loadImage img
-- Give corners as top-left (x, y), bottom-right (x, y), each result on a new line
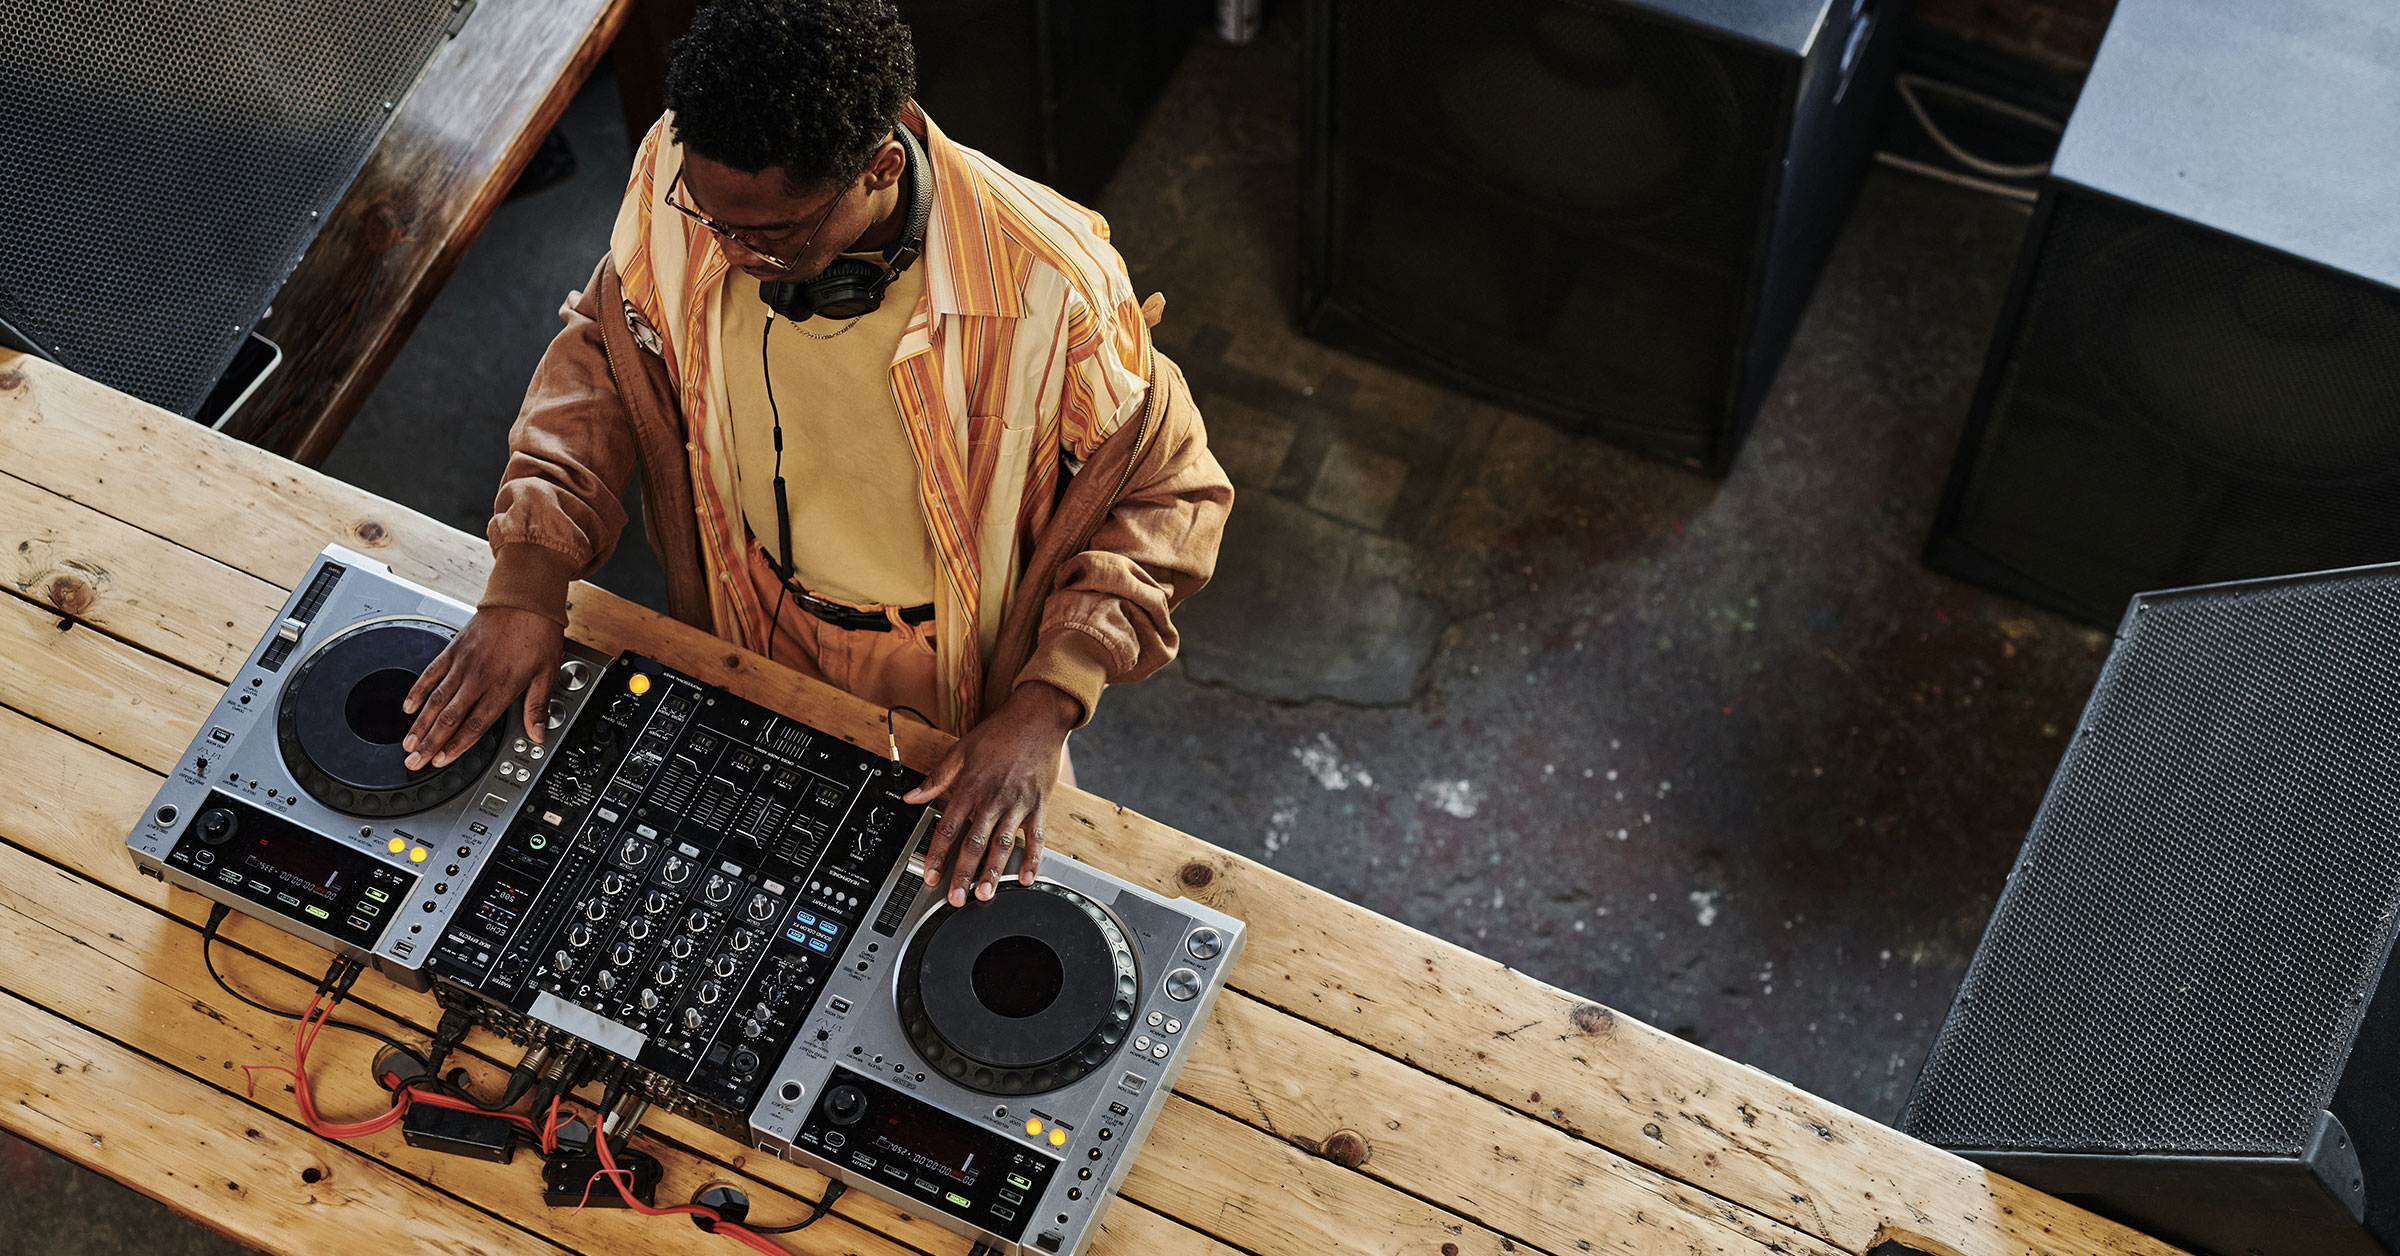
top-left (397, 0), bottom-right (1229, 909)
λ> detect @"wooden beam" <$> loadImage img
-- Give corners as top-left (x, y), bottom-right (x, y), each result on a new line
top-left (227, 0), bottom-right (633, 468)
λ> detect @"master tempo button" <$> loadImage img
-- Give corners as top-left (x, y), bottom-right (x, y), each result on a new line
top-left (1164, 967), bottom-right (1201, 1001)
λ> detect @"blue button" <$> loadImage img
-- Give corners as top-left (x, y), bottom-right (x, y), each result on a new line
top-left (786, 929), bottom-right (812, 946)
top-left (792, 910), bottom-right (818, 928)
top-left (816, 920), bottom-right (840, 936)
top-left (806, 937), bottom-right (829, 953)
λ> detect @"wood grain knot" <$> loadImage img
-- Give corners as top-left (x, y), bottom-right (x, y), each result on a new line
top-left (354, 520), bottom-right (387, 546)
top-left (1319, 1129), bottom-right (1369, 1168)
top-left (1442, 1245), bottom-right (1459, 1256)
top-left (1570, 1004), bottom-right (1614, 1036)
top-left (0, 367), bottom-right (21, 391)
top-left (1177, 862), bottom-right (1214, 890)
top-left (46, 572), bottom-right (92, 616)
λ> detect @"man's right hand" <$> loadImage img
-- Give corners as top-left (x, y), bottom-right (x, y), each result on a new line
top-left (401, 606), bottom-right (565, 771)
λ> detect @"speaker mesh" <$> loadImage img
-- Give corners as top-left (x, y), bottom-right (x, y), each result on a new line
top-left (1905, 567), bottom-right (2400, 1156)
top-left (1939, 189), bottom-right (2400, 624)
top-left (0, 1), bottom-right (462, 418)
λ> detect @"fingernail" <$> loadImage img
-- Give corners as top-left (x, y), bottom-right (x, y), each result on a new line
top-left (949, 889), bottom-right (965, 907)
top-left (402, 736), bottom-right (415, 751)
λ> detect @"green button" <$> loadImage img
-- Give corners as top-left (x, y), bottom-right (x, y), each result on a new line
top-left (528, 834), bottom-right (547, 850)
top-left (304, 905), bottom-right (329, 920)
top-left (364, 887), bottom-right (388, 903)
top-left (944, 1192), bottom-right (971, 1209)
top-left (1006, 1173), bottom-right (1031, 1191)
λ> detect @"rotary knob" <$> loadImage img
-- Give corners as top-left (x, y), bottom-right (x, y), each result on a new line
top-left (825, 1084), bottom-right (865, 1125)
top-left (1187, 927), bottom-right (1223, 961)
top-left (625, 917), bottom-right (652, 941)
top-left (728, 928), bottom-right (757, 953)
top-left (595, 969), bottom-right (616, 992)
top-left (661, 855), bottom-right (692, 885)
top-left (743, 893), bottom-right (777, 923)
top-left (551, 950), bottom-right (573, 974)
top-left (601, 871), bottom-right (628, 896)
top-left (703, 873), bottom-right (734, 904)
top-left (644, 890), bottom-right (670, 915)
top-left (681, 1006), bottom-right (705, 1031)
top-left (713, 953), bottom-right (740, 978)
top-left (654, 960), bottom-right (680, 986)
top-left (611, 942), bottom-right (637, 967)
top-left (197, 807), bottom-right (237, 846)
top-left (618, 836), bottom-right (649, 867)
top-left (742, 1018), bottom-right (765, 1040)
top-left (583, 898), bottom-right (610, 922)
top-left (567, 923), bottom-right (594, 949)
top-left (1165, 967), bottom-right (1202, 1002)
top-left (638, 988), bottom-right (661, 1011)
top-left (670, 935), bottom-right (696, 961)
top-left (686, 909), bottom-right (714, 934)
top-left (698, 979), bottom-right (725, 1005)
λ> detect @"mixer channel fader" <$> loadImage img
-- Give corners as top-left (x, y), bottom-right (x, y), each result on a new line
top-left (426, 654), bottom-right (932, 1131)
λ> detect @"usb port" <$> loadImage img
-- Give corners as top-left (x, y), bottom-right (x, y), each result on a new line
top-left (830, 997), bottom-right (851, 1014)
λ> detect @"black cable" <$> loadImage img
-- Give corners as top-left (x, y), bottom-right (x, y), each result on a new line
top-left (741, 1180), bottom-right (848, 1234)
top-left (201, 903), bottom-right (428, 1073)
top-left (884, 704), bottom-right (934, 762)
top-left (763, 313), bottom-right (792, 664)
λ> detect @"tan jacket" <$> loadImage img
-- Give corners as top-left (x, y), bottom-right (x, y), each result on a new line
top-left (480, 253), bottom-right (1231, 730)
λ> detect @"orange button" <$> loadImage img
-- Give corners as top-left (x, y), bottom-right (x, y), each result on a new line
top-left (1024, 1118), bottom-right (1043, 1137)
top-left (1048, 1128), bottom-right (1067, 1147)
top-left (408, 847), bottom-right (429, 864)
top-left (386, 837), bottom-right (406, 854)
top-left (628, 673), bottom-right (651, 695)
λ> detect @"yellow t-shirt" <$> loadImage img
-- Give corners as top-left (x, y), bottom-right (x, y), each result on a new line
top-left (719, 257), bottom-right (935, 607)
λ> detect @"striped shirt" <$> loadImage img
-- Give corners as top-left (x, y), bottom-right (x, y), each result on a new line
top-left (608, 102), bottom-right (1153, 731)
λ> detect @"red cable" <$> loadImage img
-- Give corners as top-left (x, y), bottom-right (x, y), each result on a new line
top-left (567, 1099), bottom-right (793, 1256)
top-left (242, 988), bottom-right (533, 1142)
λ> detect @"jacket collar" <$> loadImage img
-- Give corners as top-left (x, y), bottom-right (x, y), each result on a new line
top-left (903, 102), bottom-right (1026, 320)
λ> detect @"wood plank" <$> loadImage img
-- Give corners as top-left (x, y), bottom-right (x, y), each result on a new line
top-left (0, 583), bottom-right (217, 769)
top-left (0, 352), bottom-right (2194, 1256)
top-left (0, 986), bottom-right (572, 1256)
top-left (0, 466), bottom-right (285, 682)
top-left (0, 368), bottom-right (1841, 1256)
top-left (228, 0), bottom-right (632, 468)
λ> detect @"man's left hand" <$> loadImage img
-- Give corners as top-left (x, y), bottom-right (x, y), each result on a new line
top-left (903, 682), bottom-right (1078, 906)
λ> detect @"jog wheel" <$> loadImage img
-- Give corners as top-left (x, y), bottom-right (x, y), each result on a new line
top-left (276, 618), bottom-right (501, 817)
top-left (897, 882), bottom-right (1138, 1096)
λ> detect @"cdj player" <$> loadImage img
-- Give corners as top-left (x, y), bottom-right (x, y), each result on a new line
top-left (126, 544), bottom-right (1245, 1256)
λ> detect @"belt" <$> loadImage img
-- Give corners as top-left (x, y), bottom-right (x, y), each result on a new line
top-left (788, 586), bottom-right (934, 633)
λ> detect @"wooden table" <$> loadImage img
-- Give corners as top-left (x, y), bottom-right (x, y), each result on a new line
top-left (0, 350), bottom-right (2184, 1256)
top-left (222, 0), bottom-right (629, 467)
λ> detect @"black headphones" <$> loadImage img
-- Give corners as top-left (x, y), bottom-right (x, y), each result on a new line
top-left (759, 122), bottom-right (930, 323)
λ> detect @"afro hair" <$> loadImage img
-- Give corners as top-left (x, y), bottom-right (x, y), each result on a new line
top-left (664, 0), bottom-right (917, 190)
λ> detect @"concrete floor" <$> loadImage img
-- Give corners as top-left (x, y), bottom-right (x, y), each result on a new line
top-left (9, 14), bottom-right (2115, 1252)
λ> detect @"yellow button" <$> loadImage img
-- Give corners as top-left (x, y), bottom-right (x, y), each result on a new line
top-left (408, 847), bottom-right (429, 864)
top-left (1048, 1128), bottom-right (1067, 1147)
top-left (628, 673), bottom-right (651, 695)
top-left (386, 837), bottom-right (406, 854)
top-left (1024, 1118), bottom-right (1043, 1137)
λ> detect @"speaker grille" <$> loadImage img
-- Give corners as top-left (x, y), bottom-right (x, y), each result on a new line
top-left (1906, 567), bottom-right (2400, 1156)
top-left (0, 1), bottom-right (462, 418)
top-left (1938, 189), bottom-right (2400, 623)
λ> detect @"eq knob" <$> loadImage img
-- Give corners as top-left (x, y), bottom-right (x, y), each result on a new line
top-left (702, 873), bottom-right (734, 904)
top-left (825, 1084), bottom-right (866, 1125)
top-left (601, 871), bottom-right (628, 896)
top-left (682, 1006), bottom-right (705, 1031)
top-left (552, 950), bottom-right (574, 974)
top-left (654, 961), bottom-right (680, 986)
top-left (713, 953), bottom-right (741, 978)
top-left (742, 1018), bottom-right (766, 1040)
top-left (611, 942), bottom-right (637, 968)
top-left (197, 807), bottom-right (237, 846)
top-left (644, 890), bottom-right (670, 915)
top-left (595, 969), bottom-right (616, 992)
top-left (686, 909), bottom-right (714, 934)
top-left (698, 979), bottom-right (725, 1005)
top-left (661, 855), bottom-right (692, 885)
top-left (669, 935), bottom-right (696, 961)
top-left (638, 988), bottom-right (661, 1011)
top-left (583, 898), bottom-right (610, 922)
top-left (567, 923), bottom-right (594, 949)
top-left (728, 928), bottom-right (757, 953)
top-left (625, 917), bottom-right (652, 941)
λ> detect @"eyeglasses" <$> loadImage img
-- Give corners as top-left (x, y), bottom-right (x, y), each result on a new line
top-left (663, 161), bottom-right (847, 272)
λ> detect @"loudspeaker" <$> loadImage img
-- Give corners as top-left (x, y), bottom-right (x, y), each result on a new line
top-left (1296, 0), bottom-right (1902, 472)
top-left (905, 0), bottom-right (1208, 203)
top-left (0, 1), bottom-right (464, 419)
top-left (1903, 563), bottom-right (2400, 1256)
top-left (1926, 0), bottom-right (2400, 626)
